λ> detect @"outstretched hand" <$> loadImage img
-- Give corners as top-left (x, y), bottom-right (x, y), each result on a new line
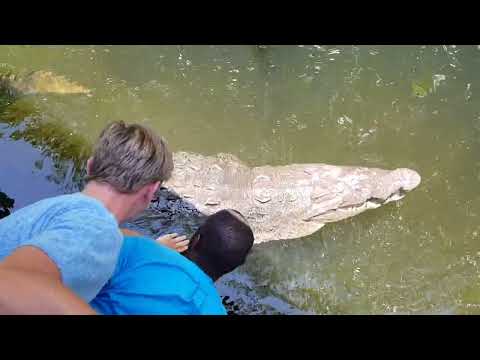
top-left (156, 233), bottom-right (190, 253)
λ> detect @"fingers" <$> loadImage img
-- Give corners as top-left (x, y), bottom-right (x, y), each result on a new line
top-left (156, 233), bottom-right (190, 253)
top-left (156, 233), bottom-right (178, 242)
top-left (171, 236), bottom-right (188, 244)
top-left (175, 239), bottom-right (190, 248)
top-left (156, 233), bottom-right (181, 244)
top-left (177, 245), bottom-right (189, 253)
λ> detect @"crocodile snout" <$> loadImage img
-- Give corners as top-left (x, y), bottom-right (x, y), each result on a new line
top-left (395, 168), bottom-right (422, 192)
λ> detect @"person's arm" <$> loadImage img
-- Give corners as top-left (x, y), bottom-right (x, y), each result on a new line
top-left (120, 228), bottom-right (189, 253)
top-left (0, 246), bottom-right (97, 314)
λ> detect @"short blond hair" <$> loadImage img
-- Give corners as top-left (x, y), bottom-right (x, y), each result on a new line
top-left (86, 121), bottom-right (173, 193)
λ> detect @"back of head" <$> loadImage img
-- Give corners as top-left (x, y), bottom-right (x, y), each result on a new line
top-left (86, 121), bottom-right (173, 193)
top-left (185, 209), bottom-right (255, 281)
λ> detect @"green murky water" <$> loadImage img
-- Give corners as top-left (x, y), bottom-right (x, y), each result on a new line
top-left (1, 45), bottom-right (479, 314)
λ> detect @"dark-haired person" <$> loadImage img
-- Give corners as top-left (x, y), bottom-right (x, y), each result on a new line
top-left (0, 121), bottom-right (173, 314)
top-left (90, 209), bottom-right (254, 315)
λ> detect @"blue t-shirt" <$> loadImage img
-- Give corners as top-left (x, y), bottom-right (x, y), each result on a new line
top-left (90, 236), bottom-right (227, 315)
top-left (0, 193), bottom-right (123, 302)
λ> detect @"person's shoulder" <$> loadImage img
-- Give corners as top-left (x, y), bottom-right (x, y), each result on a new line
top-left (112, 236), bottom-right (226, 314)
top-left (39, 194), bottom-right (121, 248)
top-left (56, 193), bottom-right (111, 215)
top-left (23, 193), bottom-right (109, 219)
top-left (121, 236), bottom-right (206, 281)
top-left (31, 192), bottom-right (89, 206)
top-left (115, 236), bottom-right (202, 291)
top-left (1, 193), bottom-right (116, 231)
top-left (34, 193), bottom-right (122, 245)
top-left (48, 193), bottom-right (118, 227)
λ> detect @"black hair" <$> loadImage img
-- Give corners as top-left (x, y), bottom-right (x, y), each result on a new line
top-left (183, 209), bottom-right (254, 281)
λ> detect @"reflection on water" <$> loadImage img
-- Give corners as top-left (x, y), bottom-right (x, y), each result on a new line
top-left (0, 45), bottom-right (479, 314)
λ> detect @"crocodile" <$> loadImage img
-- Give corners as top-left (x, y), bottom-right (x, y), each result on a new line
top-left (0, 67), bottom-right (90, 98)
top-left (140, 151), bottom-right (422, 243)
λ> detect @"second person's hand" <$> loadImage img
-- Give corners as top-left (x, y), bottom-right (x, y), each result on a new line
top-left (156, 233), bottom-right (190, 253)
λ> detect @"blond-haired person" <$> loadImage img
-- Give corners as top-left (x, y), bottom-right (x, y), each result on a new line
top-left (0, 121), bottom-right (173, 314)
